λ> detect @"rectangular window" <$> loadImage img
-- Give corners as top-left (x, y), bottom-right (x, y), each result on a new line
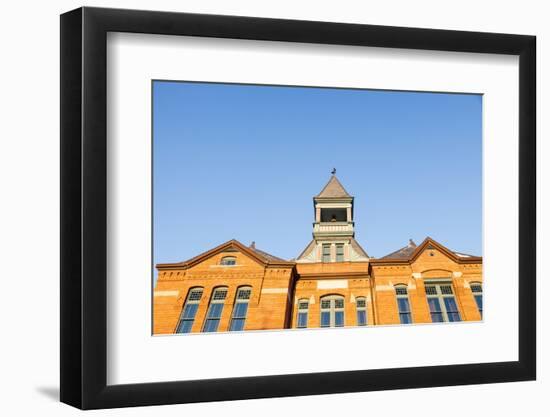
top-left (474, 295), bottom-right (483, 317)
top-left (334, 311), bottom-right (344, 327)
top-left (470, 283), bottom-right (483, 318)
top-left (176, 287), bottom-right (203, 333)
top-left (397, 298), bottom-right (412, 324)
top-left (176, 304), bottom-right (199, 333)
top-left (336, 244), bottom-right (344, 262)
top-left (427, 297), bottom-right (444, 322)
top-left (443, 297), bottom-right (461, 322)
top-left (322, 244), bottom-right (331, 262)
top-left (229, 303), bottom-right (247, 331)
top-left (356, 310), bottom-right (367, 326)
top-left (356, 297), bottom-right (367, 326)
top-left (425, 283), bottom-right (461, 323)
top-left (296, 300), bottom-right (309, 328)
top-left (320, 311), bottom-right (331, 327)
top-left (395, 286), bottom-right (412, 324)
top-left (202, 304), bottom-right (223, 332)
top-left (297, 312), bottom-right (308, 328)
top-left (320, 296), bottom-right (345, 327)
top-left (229, 287), bottom-right (252, 331)
top-left (202, 288), bottom-right (227, 332)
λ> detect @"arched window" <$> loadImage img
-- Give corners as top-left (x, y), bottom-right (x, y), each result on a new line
top-left (470, 282), bottom-right (483, 318)
top-left (395, 284), bottom-right (412, 324)
top-left (355, 297), bottom-right (367, 326)
top-left (320, 295), bottom-right (345, 328)
top-left (425, 282), bottom-right (461, 323)
top-left (220, 256), bottom-right (236, 266)
top-left (176, 287), bottom-right (203, 333)
top-left (229, 286), bottom-right (252, 331)
top-left (202, 286), bottom-right (228, 332)
top-left (296, 299), bottom-right (309, 328)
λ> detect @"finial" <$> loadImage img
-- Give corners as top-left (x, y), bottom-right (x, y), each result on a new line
top-left (331, 168), bottom-right (336, 175)
top-left (408, 239), bottom-right (416, 247)
top-left (250, 241), bottom-right (256, 249)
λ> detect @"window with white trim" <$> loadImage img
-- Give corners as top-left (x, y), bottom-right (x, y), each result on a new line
top-left (356, 297), bottom-right (367, 326)
top-left (296, 299), bottom-right (309, 328)
top-left (202, 287), bottom-right (228, 332)
top-left (322, 244), bottom-right (331, 263)
top-left (320, 295), bottom-right (345, 327)
top-left (176, 287), bottom-right (203, 333)
top-left (220, 256), bottom-right (236, 266)
top-left (470, 282), bottom-right (483, 318)
top-left (336, 244), bottom-right (344, 262)
top-left (395, 285), bottom-right (412, 324)
top-left (425, 282), bottom-right (461, 323)
top-left (229, 286), bottom-right (252, 331)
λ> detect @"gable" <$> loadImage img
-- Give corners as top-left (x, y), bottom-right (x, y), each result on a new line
top-left (156, 239), bottom-right (294, 272)
top-left (411, 246), bottom-right (459, 271)
top-left (187, 247), bottom-right (266, 272)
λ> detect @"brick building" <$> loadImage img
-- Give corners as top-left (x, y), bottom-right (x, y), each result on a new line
top-left (153, 175), bottom-right (483, 334)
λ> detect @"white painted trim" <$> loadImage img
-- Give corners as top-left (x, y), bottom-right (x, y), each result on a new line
top-left (375, 285), bottom-right (394, 291)
top-left (210, 264), bottom-right (241, 268)
top-left (153, 290), bottom-right (179, 297)
top-left (261, 288), bottom-right (289, 294)
top-left (317, 280), bottom-right (348, 290)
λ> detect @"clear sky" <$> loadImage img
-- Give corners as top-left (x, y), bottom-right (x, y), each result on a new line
top-left (153, 81), bottom-right (482, 268)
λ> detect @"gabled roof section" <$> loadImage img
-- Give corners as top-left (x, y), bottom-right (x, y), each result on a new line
top-left (380, 239), bottom-right (417, 259)
top-left (315, 175), bottom-right (352, 198)
top-left (373, 237), bottom-right (482, 264)
top-left (249, 242), bottom-right (289, 263)
top-left (296, 240), bottom-right (316, 261)
top-left (350, 238), bottom-right (369, 258)
top-left (156, 239), bottom-right (295, 270)
top-left (295, 238), bottom-right (369, 262)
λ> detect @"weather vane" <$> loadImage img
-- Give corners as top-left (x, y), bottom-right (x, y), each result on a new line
top-left (331, 168), bottom-right (337, 175)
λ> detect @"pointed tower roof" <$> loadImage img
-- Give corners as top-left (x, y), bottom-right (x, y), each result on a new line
top-left (316, 175), bottom-right (352, 198)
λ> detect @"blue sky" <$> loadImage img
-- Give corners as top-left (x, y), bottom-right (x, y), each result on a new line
top-left (153, 81), bottom-right (482, 267)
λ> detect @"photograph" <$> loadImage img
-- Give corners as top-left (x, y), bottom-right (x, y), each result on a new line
top-left (152, 81), bottom-right (483, 335)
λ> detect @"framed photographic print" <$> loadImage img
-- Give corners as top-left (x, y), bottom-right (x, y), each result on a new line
top-left (60, 6), bottom-right (536, 410)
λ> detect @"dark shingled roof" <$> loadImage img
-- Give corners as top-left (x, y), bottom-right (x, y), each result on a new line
top-left (381, 239), bottom-right (417, 259)
top-left (316, 175), bottom-right (352, 198)
top-left (248, 242), bottom-right (289, 263)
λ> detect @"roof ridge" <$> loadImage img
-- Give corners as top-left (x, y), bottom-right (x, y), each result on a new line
top-left (380, 239), bottom-right (419, 259)
top-left (249, 245), bottom-right (288, 262)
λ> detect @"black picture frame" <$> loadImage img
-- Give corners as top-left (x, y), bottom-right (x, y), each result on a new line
top-left (60, 6), bottom-right (536, 410)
